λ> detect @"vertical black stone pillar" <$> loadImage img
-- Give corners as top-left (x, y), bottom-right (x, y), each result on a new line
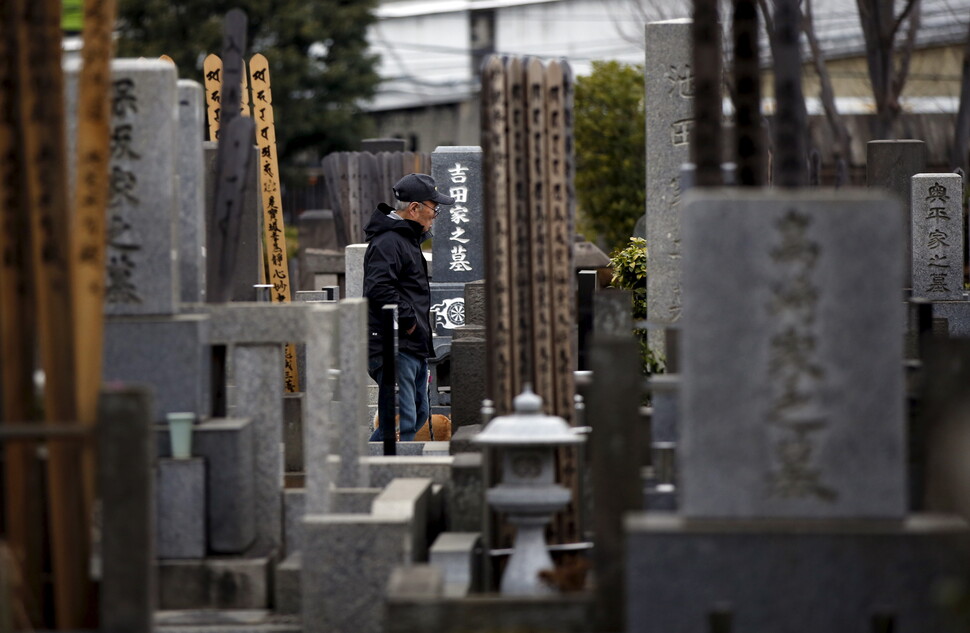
top-left (692, 0), bottom-right (723, 187)
top-left (590, 337), bottom-right (642, 632)
top-left (732, 0), bottom-right (763, 187)
top-left (380, 304), bottom-right (398, 455)
top-left (773, 0), bottom-right (807, 188)
top-left (99, 386), bottom-right (155, 633)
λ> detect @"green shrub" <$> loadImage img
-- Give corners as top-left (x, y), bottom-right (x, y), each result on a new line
top-left (608, 237), bottom-right (664, 376)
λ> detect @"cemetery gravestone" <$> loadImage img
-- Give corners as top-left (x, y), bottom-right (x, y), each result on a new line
top-left (911, 174), bottom-right (964, 301)
top-left (680, 188), bottom-right (906, 519)
top-left (104, 60), bottom-right (179, 316)
top-left (645, 19), bottom-right (694, 352)
top-left (177, 79), bottom-right (207, 304)
top-left (431, 147), bottom-right (485, 338)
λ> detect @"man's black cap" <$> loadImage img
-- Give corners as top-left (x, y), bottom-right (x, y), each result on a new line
top-left (392, 173), bottom-right (456, 205)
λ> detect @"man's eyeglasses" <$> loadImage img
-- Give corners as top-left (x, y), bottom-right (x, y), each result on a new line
top-left (419, 201), bottom-right (440, 217)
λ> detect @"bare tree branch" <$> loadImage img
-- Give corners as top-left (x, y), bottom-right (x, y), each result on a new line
top-left (952, 18), bottom-right (970, 172)
top-left (803, 0), bottom-right (852, 163)
top-left (757, 0), bottom-right (775, 49)
top-left (890, 0), bottom-right (920, 108)
top-left (890, 0), bottom-right (920, 39)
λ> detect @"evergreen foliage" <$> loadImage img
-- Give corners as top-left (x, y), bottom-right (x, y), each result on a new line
top-left (574, 61), bottom-right (645, 252)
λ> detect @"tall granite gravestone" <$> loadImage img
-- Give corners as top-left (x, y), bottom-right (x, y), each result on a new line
top-left (680, 189), bottom-right (906, 519)
top-left (645, 19), bottom-right (694, 354)
top-left (104, 60), bottom-right (179, 316)
top-left (98, 60), bottom-right (211, 420)
top-left (177, 79), bottom-right (207, 304)
top-left (867, 140), bottom-right (927, 288)
top-left (430, 147), bottom-right (485, 339)
top-left (911, 174), bottom-right (964, 301)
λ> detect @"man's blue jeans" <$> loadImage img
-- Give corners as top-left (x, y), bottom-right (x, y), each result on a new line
top-left (368, 351), bottom-right (430, 442)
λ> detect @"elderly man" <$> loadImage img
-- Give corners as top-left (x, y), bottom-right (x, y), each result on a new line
top-left (364, 173), bottom-right (455, 441)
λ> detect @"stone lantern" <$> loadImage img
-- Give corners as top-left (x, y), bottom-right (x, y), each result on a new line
top-left (473, 385), bottom-right (585, 595)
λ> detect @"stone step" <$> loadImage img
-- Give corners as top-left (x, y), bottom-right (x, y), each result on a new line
top-left (155, 609), bottom-right (300, 633)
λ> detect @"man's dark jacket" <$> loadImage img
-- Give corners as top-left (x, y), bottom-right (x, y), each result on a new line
top-left (363, 203), bottom-right (435, 361)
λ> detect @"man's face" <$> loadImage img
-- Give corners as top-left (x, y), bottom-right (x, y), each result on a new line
top-left (409, 200), bottom-right (439, 232)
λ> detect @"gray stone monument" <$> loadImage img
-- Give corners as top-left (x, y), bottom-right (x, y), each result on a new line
top-left (430, 147), bottom-right (485, 338)
top-left (336, 299), bottom-right (370, 488)
top-left (645, 19), bottom-right (694, 352)
top-left (344, 243), bottom-right (368, 298)
top-left (867, 140), bottom-right (927, 287)
top-left (305, 303), bottom-right (339, 514)
top-left (105, 59), bottom-right (179, 316)
top-left (680, 188), bottom-right (906, 519)
top-left (156, 458), bottom-right (206, 559)
top-left (176, 80), bottom-right (207, 305)
top-left (234, 343), bottom-right (284, 554)
top-left (911, 173), bottom-right (964, 301)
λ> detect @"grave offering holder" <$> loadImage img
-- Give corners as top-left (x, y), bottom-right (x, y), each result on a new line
top-left (473, 386), bottom-right (584, 595)
top-left (166, 411), bottom-right (196, 459)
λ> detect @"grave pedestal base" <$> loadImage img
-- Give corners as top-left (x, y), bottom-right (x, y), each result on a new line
top-left (103, 314), bottom-right (211, 421)
top-left (156, 418), bottom-right (256, 554)
top-left (157, 458), bottom-right (206, 559)
top-left (626, 513), bottom-right (970, 633)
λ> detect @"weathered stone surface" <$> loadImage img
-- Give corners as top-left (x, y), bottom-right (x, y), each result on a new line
top-left (344, 244), bottom-right (368, 298)
top-left (299, 210), bottom-right (339, 250)
top-left (593, 289), bottom-right (634, 338)
top-left (911, 173), bottom-right (964, 300)
top-left (205, 302), bottom-right (312, 344)
top-left (302, 514), bottom-right (413, 633)
top-left (157, 458), bottom-right (206, 559)
top-left (157, 556), bottom-right (270, 609)
top-left (429, 532), bottom-right (482, 596)
top-left (364, 456), bottom-right (453, 489)
top-left (626, 513), bottom-right (970, 633)
top-left (372, 478), bottom-right (434, 562)
top-left (234, 344), bottom-right (284, 553)
top-left (283, 393), bottom-right (304, 473)
top-left (648, 374), bottom-right (679, 444)
top-left (103, 60), bottom-right (180, 316)
top-left (934, 300), bottom-right (970, 338)
top-left (283, 488), bottom-right (306, 556)
top-left (177, 80), bottom-right (207, 305)
top-left (99, 386), bottom-right (156, 632)
top-left (450, 336), bottom-right (487, 430)
top-left (300, 248), bottom-right (345, 294)
top-left (331, 488), bottom-right (382, 514)
top-left (385, 567), bottom-right (593, 633)
top-left (274, 553), bottom-right (302, 615)
top-left (681, 188), bottom-right (905, 518)
top-left (156, 418), bottom-right (256, 554)
top-left (202, 141), bottom-right (262, 302)
top-left (103, 314), bottom-right (211, 422)
top-left (448, 453), bottom-right (484, 533)
top-left (645, 19), bottom-right (693, 350)
top-left (867, 139), bottom-right (927, 287)
top-left (304, 304), bottom-right (339, 513)
top-left (337, 299), bottom-right (370, 487)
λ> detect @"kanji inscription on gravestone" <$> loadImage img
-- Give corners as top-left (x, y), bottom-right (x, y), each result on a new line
top-left (680, 188), bottom-right (906, 519)
top-left (430, 146), bottom-right (484, 335)
top-left (105, 60), bottom-right (179, 316)
top-left (645, 19), bottom-right (694, 351)
top-left (911, 173), bottom-right (964, 301)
